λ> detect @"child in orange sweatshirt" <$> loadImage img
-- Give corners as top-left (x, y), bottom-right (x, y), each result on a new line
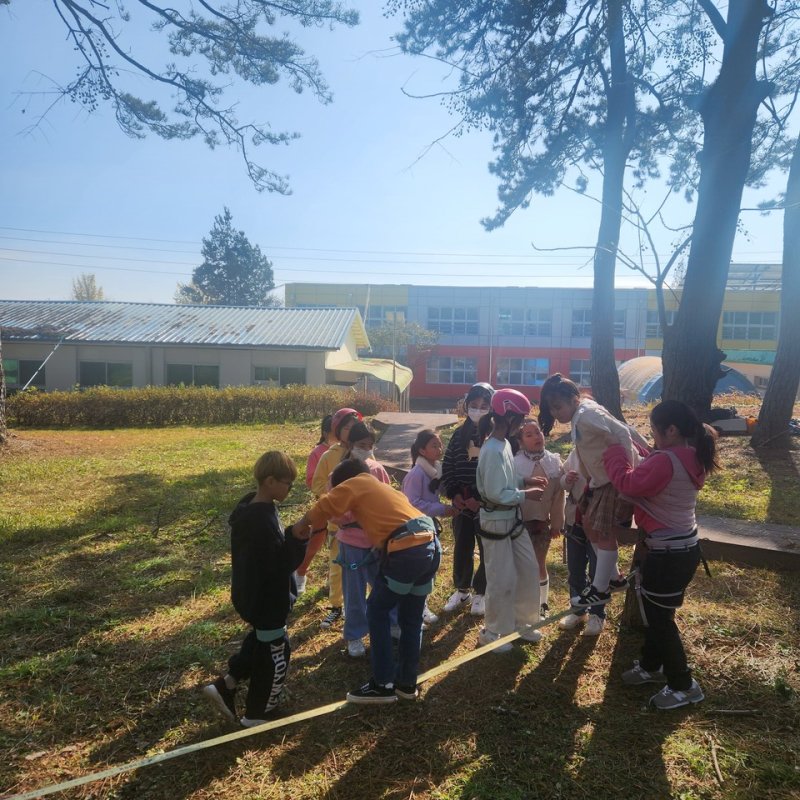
top-left (292, 459), bottom-right (441, 705)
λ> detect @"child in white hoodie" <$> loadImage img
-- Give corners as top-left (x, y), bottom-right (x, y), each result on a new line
top-left (513, 419), bottom-right (564, 619)
top-left (539, 374), bottom-right (647, 609)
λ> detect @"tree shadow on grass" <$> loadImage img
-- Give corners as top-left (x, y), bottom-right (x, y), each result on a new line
top-left (0, 465), bottom-right (317, 794)
top-left (568, 623), bottom-right (682, 798)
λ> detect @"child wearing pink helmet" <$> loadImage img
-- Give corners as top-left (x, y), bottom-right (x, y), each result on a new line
top-left (475, 389), bottom-right (547, 653)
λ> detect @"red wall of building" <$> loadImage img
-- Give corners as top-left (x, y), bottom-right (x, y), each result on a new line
top-left (408, 344), bottom-right (640, 403)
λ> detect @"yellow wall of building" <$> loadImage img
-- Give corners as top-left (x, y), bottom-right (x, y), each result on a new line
top-left (645, 290), bottom-right (781, 352)
top-left (285, 284), bottom-right (409, 309)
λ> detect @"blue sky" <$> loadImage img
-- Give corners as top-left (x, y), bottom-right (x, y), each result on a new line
top-left (0, 1), bottom-right (788, 304)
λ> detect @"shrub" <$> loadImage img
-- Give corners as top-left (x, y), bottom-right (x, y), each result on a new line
top-left (7, 385), bottom-right (398, 429)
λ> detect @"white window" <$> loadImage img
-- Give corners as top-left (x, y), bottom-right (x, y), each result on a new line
top-left (614, 309), bottom-right (627, 337)
top-left (427, 307), bottom-right (479, 335)
top-left (571, 309), bottom-right (625, 338)
top-left (495, 357), bottom-right (550, 387)
top-left (722, 311), bottom-right (777, 341)
top-left (425, 356), bottom-right (478, 384)
top-left (498, 308), bottom-right (552, 336)
top-left (358, 305), bottom-right (407, 329)
top-left (570, 359), bottom-right (591, 387)
top-left (79, 361), bottom-right (133, 387)
top-left (646, 309), bottom-right (676, 338)
top-left (572, 309), bottom-right (592, 337)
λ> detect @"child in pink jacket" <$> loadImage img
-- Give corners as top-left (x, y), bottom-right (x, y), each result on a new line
top-left (603, 400), bottom-right (718, 711)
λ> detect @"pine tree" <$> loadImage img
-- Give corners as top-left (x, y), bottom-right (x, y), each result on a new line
top-left (176, 209), bottom-right (278, 306)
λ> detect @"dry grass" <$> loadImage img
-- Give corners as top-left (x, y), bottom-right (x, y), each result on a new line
top-left (1, 419), bottom-right (799, 800)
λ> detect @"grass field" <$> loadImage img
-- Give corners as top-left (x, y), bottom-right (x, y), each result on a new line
top-left (1, 416), bottom-right (799, 800)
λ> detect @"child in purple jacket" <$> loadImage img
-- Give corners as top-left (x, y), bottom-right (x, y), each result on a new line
top-left (402, 429), bottom-right (455, 627)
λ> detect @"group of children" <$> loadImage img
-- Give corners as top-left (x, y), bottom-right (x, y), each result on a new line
top-left (204, 375), bottom-right (718, 725)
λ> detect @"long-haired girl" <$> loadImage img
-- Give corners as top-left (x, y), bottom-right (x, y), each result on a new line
top-left (603, 400), bottom-right (718, 710)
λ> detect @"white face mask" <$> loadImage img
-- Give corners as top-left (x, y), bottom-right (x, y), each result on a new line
top-left (351, 447), bottom-right (374, 463)
top-left (467, 407), bottom-right (489, 424)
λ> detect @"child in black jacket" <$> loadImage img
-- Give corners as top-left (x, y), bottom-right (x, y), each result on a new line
top-left (203, 451), bottom-right (310, 727)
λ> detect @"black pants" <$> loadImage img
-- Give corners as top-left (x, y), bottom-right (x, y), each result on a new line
top-left (639, 544), bottom-right (701, 691)
top-left (452, 512), bottom-right (487, 595)
top-left (228, 629), bottom-right (291, 720)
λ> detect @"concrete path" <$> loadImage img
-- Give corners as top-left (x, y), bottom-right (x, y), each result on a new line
top-left (371, 414), bottom-right (800, 570)
top-left (373, 411), bottom-right (459, 478)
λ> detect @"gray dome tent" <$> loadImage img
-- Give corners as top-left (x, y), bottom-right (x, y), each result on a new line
top-left (618, 356), bottom-right (758, 404)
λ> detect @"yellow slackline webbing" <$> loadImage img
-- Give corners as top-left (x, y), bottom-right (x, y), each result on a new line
top-left (2, 608), bottom-right (574, 800)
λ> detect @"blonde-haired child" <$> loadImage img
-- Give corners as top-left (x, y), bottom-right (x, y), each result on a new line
top-left (203, 451), bottom-right (310, 727)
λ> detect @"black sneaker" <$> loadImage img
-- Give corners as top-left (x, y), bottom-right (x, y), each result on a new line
top-left (540, 602), bottom-right (550, 620)
top-left (570, 585), bottom-right (611, 609)
top-left (609, 576), bottom-right (628, 592)
top-left (346, 679), bottom-right (398, 705)
top-left (202, 677), bottom-right (237, 724)
top-left (395, 683), bottom-right (420, 701)
top-left (320, 607), bottom-right (343, 628)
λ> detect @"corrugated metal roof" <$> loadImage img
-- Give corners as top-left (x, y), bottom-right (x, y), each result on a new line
top-left (0, 300), bottom-right (370, 350)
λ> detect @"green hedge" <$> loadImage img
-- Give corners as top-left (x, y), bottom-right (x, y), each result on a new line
top-left (6, 385), bottom-right (398, 428)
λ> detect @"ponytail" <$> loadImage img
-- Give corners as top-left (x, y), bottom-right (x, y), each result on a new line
top-left (650, 400), bottom-right (720, 475)
top-left (696, 423), bottom-right (720, 475)
top-left (538, 373), bottom-right (580, 435)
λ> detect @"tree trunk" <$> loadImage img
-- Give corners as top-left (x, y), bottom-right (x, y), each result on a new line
top-left (0, 329), bottom-right (6, 446)
top-left (751, 134), bottom-right (800, 447)
top-left (662, 0), bottom-right (773, 418)
top-left (589, 0), bottom-right (632, 421)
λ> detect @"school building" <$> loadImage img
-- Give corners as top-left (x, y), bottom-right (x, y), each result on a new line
top-left (285, 264), bottom-right (783, 407)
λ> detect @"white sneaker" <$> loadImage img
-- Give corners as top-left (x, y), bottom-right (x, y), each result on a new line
top-left (518, 625), bottom-right (542, 643)
top-left (558, 612), bottom-right (586, 631)
top-left (294, 573), bottom-right (307, 595)
top-left (582, 614), bottom-right (605, 637)
top-left (469, 594), bottom-right (485, 616)
top-left (346, 638), bottom-right (366, 658)
top-left (443, 590), bottom-right (470, 612)
top-left (422, 604), bottom-right (439, 626)
top-left (477, 628), bottom-right (513, 654)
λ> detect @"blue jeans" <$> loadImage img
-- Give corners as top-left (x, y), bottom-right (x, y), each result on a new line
top-left (366, 538), bottom-right (441, 687)
top-left (339, 541), bottom-right (396, 641)
top-left (565, 523), bottom-right (605, 619)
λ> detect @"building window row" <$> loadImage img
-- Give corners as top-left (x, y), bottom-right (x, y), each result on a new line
top-left (426, 356), bottom-right (478, 384)
top-left (571, 309), bottom-right (626, 338)
top-left (424, 356), bottom-right (592, 388)
top-left (495, 357), bottom-right (550, 386)
top-left (721, 311), bottom-right (777, 341)
top-left (427, 307), bottom-right (479, 335)
top-left (497, 308), bottom-right (552, 336)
